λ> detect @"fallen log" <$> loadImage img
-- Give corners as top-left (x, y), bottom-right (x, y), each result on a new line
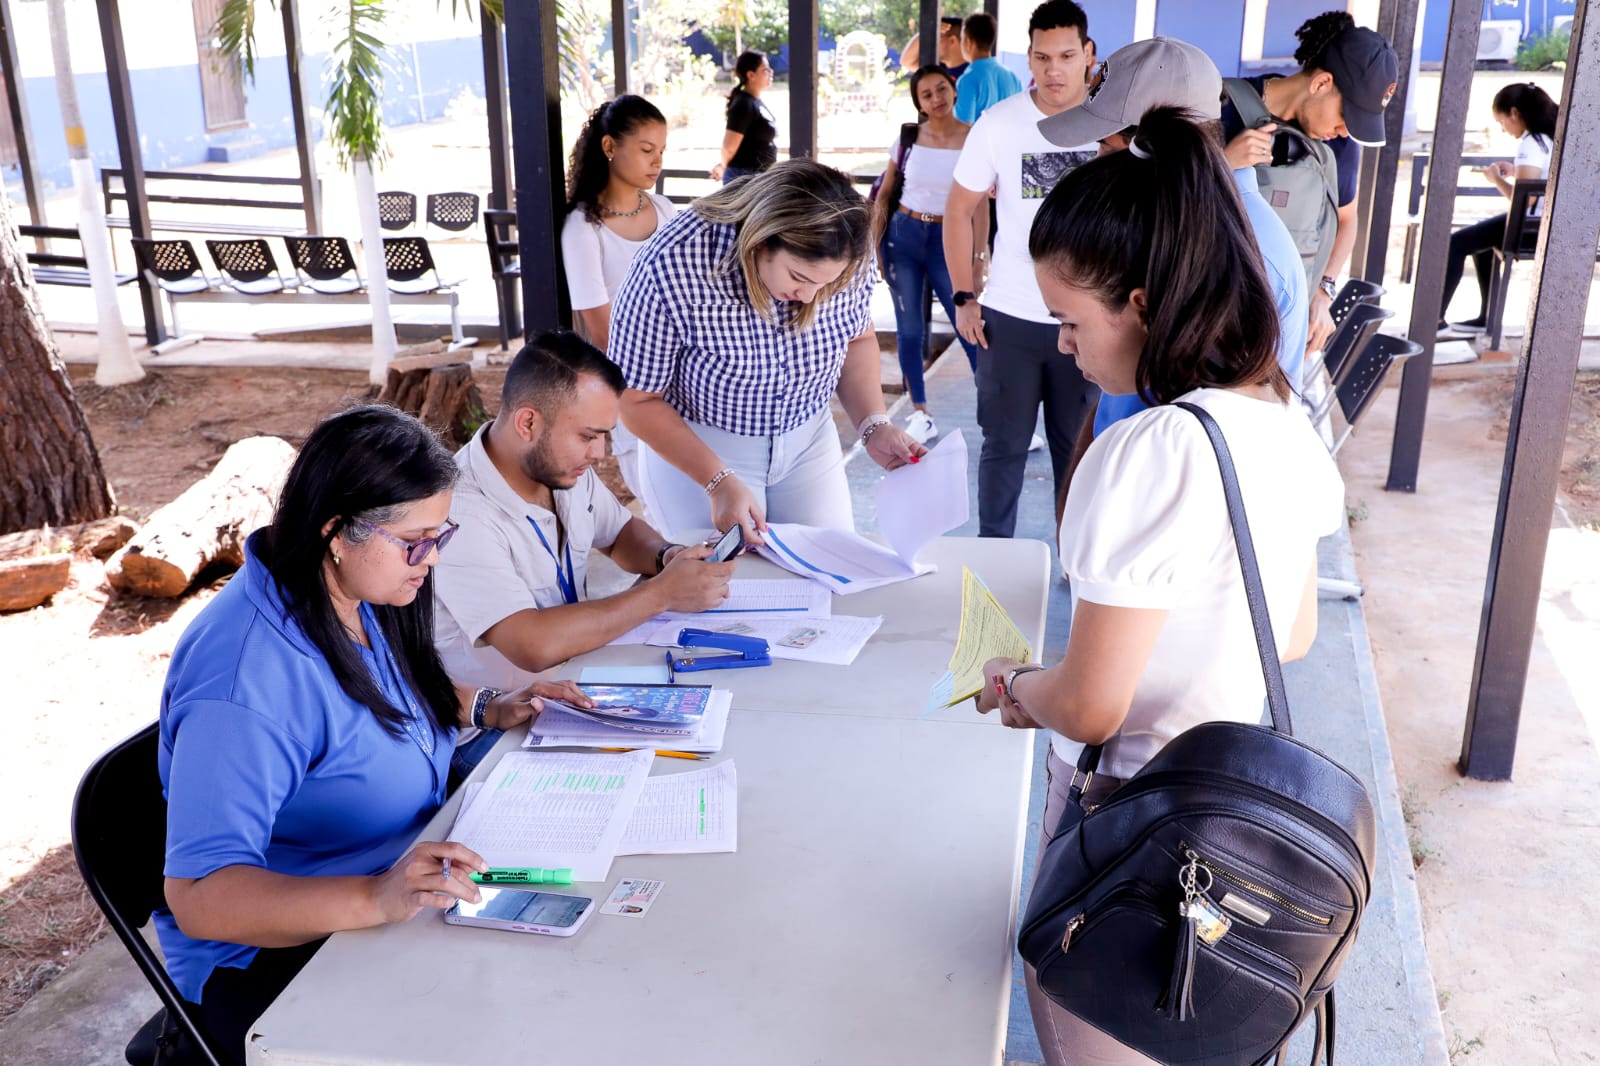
top-left (0, 516), bottom-right (140, 562)
top-left (106, 435), bottom-right (297, 598)
top-left (0, 553), bottom-right (71, 611)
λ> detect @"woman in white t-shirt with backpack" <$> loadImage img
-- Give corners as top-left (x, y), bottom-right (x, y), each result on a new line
top-left (1438, 82), bottom-right (1558, 337)
top-left (975, 106), bottom-right (1343, 1065)
top-left (871, 64), bottom-right (980, 445)
top-left (560, 95), bottom-right (676, 495)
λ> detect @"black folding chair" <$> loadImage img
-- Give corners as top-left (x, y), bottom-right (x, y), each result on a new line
top-left (484, 208), bottom-right (521, 350)
top-left (1309, 302), bottom-right (1393, 426)
top-left (283, 235), bottom-right (364, 295)
top-left (72, 723), bottom-right (224, 1066)
top-left (383, 236), bottom-right (451, 294)
top-left (1329, 332), bottom-right (1425, 457)
top-left (377, 190), bottom-right (417, 231)
top-left (1328, 278), bottom-right (1385, 327)
top-left (1484, 179), bottom-right (1547, 350)
top-left (130, 239), bottom-right (215, 353)
top-left (205, 238), bottom-right (294, 296)
top-left (425, 191), bottom-right (480, 235)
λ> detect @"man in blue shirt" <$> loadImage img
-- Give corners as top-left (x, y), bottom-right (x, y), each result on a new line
top-left (1037, 36), bottom-right (1308, 439)
top-left (955, 13), bottom-right (1023, 123)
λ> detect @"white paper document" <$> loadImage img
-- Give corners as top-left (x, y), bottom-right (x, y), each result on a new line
top-left (756, 524), bottom-right (934, 595)
top-left (447, 748), bottom-right (653, 882)
top-left (875, 429), bottom-right (970, 565)
top-left (523, 688), bottom-right (733, 753)
top-left (607, 579), bottom-right (833, 644)
top-left (641, 614), bottom-right (883, 666)
top-left (617, 760), bottom-right (738, 855)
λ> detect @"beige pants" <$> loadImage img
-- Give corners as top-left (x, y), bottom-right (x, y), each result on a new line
top-left (1024, 747), bottom-right (1160, 1066)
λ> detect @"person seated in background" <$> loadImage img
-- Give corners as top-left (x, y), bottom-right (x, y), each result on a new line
top-left (955, 13), bottom-right (1022, 123)
top-left (431, 331), bottom-right (736, 771)
top-left (158, 405), bottom-right (583, 1065)
top-left (1437, 81), bottom-right (1559, 339)
top-left (560, 94), bottom-right (676, 498)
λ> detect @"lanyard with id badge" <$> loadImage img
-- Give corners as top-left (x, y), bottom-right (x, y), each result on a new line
top-left (526, 515), bottom-right (578, 605)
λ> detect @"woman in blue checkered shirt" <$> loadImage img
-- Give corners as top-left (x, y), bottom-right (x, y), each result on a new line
top-left (608, 159), bottom-right (927, 543)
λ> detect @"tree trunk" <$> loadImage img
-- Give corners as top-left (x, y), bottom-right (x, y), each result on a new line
top-left (0, 190), bottom-right (117, 536)
top-left (105, 436), bottom-right (296, 598)
top-left (377, 350), bottom-right (486, 446)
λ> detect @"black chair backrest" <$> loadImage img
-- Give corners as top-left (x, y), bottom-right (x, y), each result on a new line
top-left (1322, 301), bottom-right (1393, 386)
top-left (484, 208), bottom-right (519, 278)
top-left (383, 236), bottom-right (437, 282)
top-left (1336, 332), bottom-right (1425, 432)
top-left (284, 235), bottom-right (359, 282)
top-left (1328, 278), bottom-right (1385, 327)
top-left (72, 723), bottom-right (223, 1066)
top-left (426, 191), bottom-right (480, 232)
top-left (130, 238), bottom-right (204, 283)
top-left (377, 190), bottom-right (417, 230)
top-left (206, 238), bottom-right (281, 283)
top-left (1502, 179), bottom-right (1547, 260)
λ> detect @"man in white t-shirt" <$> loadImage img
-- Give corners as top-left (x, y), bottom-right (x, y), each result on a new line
top-left (433, 331), bottom-right (735, 769)
top-left (944, 0), bottom-right (1100, 538)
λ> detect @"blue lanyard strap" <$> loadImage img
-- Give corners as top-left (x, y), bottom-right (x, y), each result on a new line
top-left (527, 515), bottom-right (578, 605)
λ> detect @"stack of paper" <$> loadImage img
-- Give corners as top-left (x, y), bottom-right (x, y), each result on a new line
top-left (923, 567), bottom-right (1033, 716)
top-left (757, 430), bottom-right (970, 595)
top-left (608, 578), bottom-right (832, 645)
top-left (451, 751), bottom-right (739, 878)
top-left (524, 689), bottom-right (733, 753)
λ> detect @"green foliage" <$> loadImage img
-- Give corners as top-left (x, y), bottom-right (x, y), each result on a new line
top-left (326, 0), bottom-right (392, 166)
top-left (821, 0), bottom-right (918, 54)
top-left (702, 0), bottom-right (788, 58)
top-left (215, 0), bottom-right (262, 80)
top-left (1515, 29), bottom-right (1570, 72)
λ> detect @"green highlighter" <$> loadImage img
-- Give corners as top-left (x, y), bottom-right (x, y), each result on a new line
top-left (470, 867), bottom-right (574, 885)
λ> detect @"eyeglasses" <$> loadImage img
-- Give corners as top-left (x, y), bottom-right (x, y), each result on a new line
top-left (349, 517), bottom-right (459, 565)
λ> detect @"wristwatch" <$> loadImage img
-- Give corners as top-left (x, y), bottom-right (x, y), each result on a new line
top-left (953, 290), bottom-right (976, 307)
top-left (1318, 276), bottom-right (1338, 301)
top-left (1002, 663), bottom-right (1047, 709)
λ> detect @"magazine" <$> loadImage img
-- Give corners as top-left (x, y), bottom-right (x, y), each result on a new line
top-left (539, 684), bottom-right (712, 737)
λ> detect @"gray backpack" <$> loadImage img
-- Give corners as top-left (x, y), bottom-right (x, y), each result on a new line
top-left (1224, 78), bottom-right (1340, 291)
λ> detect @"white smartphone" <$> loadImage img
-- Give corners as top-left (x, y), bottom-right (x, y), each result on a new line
top-left (444, 888), bottom-right (595, 937)
top-left (708, 524), bottom-right (745, 563)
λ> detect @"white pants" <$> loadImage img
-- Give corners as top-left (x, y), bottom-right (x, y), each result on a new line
top-left (635, 409), bottom-right (855, 541)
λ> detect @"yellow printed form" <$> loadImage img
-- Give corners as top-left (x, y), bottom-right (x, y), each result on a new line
top-left (923, 568), bottom-right (1033, 714)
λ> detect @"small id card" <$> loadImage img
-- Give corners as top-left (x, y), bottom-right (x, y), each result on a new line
top-left (601, 878), bottom-right (665, 917)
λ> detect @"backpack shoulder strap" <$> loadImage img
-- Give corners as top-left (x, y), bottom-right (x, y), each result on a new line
top-left (1174, 401), bottom-right (1293, 735)
top-left (894, 122), bottom-right (919, 166)
top-left (1223, 77), bottom-right (1273, 130)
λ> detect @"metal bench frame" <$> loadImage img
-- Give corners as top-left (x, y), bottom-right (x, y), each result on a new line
top-left (19, 224), bottom-right (137, 288)
top-left (102, 168), bottom-right (316, 239)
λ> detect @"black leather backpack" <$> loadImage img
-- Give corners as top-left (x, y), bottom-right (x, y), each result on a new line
top-left (1018, 403), bottom-right (1377, 1066)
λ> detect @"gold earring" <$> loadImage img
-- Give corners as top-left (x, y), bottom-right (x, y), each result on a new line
top-left (332, 552), bottom-right (342, 566)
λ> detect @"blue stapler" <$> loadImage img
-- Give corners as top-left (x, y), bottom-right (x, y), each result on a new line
top-left (666, 628), bottom-right (772, 679)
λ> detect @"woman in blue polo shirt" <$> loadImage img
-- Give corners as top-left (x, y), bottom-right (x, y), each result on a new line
top-left (156, 405), bottom-right (581, 1065)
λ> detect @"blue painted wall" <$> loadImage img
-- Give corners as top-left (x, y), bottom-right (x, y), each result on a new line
top-left (1421, 0), bottom-right (1577, 64)
top-left (1076, 0), bottom-right (1137, 54)
top-left (3, 35), bottom-right (484, 198)
top-left (1155, 0), bottom-right (1248, 76)
top-left (1262, 0), bottom-right (1328, 61)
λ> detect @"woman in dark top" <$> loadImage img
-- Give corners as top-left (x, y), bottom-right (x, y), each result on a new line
top-left (712, 51), bottom-right (777, 184)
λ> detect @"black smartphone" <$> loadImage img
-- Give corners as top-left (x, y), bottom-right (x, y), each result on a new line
top-left (708, 524), bottom-right (745, 563)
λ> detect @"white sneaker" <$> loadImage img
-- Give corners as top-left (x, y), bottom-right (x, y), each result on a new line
top-left (1028, 433), bottom-right (1045, 452)
top-left (905, 409), bottom-right (938, 444)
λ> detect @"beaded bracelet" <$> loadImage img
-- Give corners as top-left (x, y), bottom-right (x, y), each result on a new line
top-left (704, 468), bottom-right (735, 496)
top-left (857, 414), bottom-right (891, 444)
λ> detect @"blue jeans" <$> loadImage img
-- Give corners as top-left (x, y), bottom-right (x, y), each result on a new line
top-left (723, 165), bottom-right (758, 184)
top-left (882, 210), bottom-right (978, 404)
top-left (449, 727), bottom-right (505, 790)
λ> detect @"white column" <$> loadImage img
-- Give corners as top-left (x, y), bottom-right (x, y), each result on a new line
top-left (353, 157), bottom-right (398, 386)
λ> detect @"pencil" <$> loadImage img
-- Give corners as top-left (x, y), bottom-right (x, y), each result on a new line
top-left (600, 747), bottom-right (709, 761)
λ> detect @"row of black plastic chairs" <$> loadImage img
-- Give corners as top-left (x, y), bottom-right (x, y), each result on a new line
top-left (378, 190), bottom-right (480, 234)
top-left (130, 235), bottom-right (455, 300)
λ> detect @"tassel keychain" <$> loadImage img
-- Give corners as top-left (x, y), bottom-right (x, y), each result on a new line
top-left (1160, 850), bottom-right (1229, 1021)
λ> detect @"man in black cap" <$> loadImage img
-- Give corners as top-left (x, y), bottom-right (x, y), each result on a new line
top-left (1220, 11), bottom-right (1399, 353)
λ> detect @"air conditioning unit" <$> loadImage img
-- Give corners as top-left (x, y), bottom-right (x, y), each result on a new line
top-left (1478, 20), bottom-right (1522, 62)
top-left (1552, 15), bottom-right (1574, 36)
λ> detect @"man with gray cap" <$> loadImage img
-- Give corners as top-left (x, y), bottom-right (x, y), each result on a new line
top-left (1036, 35), bottom-right (1308, 444)
top-left (1220, 11), bottom-right (1399, 351)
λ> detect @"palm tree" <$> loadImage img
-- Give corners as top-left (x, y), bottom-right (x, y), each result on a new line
top-left (216, 0), bottom-right (504, 385)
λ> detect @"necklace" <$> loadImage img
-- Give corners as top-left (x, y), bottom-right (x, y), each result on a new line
top-left (601, 188), bottom-right (647, 218)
